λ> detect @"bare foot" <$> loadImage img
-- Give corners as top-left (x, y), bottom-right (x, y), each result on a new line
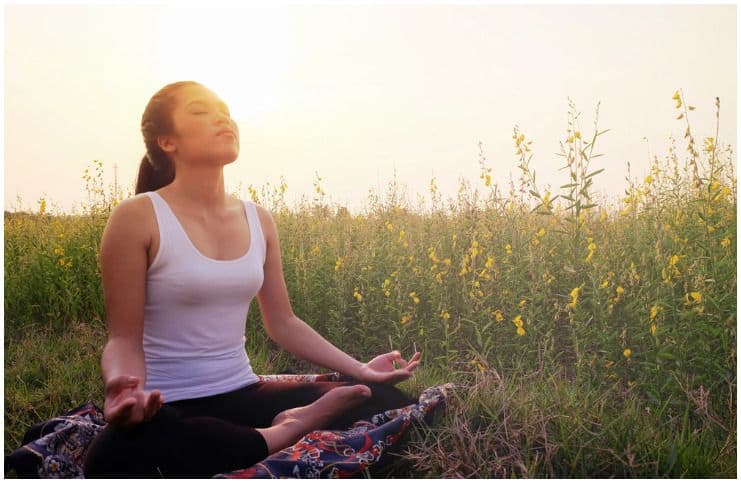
top-left (271, 384), bottom-right (371, 427)
top-left (258, 385), bottom-right (371, 454)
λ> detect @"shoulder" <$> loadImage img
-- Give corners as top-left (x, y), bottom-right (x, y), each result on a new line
top-left (246, 200), bottom-right (277, 242)
top-left (103, 193), bottom-right (156, 243)
top-left (110, 193), bottom-right (157, 224)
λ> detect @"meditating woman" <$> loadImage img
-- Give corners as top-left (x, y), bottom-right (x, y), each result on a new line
top-left (83, 81), bottom-right (421, 478)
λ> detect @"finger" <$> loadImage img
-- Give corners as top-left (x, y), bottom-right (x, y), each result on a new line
top-left (108, 397), bottom-right (136, 425)
top-left (391, 370), bottom-right (412, 384)
top-left (400, 350), bottom-right (421, 364)
top-left (146, 391), bottom-right (163, 419)
top-left (389, 352), bottom-right (405, 365)
top-left (406, 360), bottom-right (421, 372)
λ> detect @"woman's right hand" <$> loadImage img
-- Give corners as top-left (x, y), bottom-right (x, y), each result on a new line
top-left (103, 375), bottom-right (164, 428)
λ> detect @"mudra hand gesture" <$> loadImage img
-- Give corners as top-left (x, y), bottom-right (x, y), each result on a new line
top-left (104, 375), bottom-right (164, 428)
top-left (355, 350), bottom-right (421, 385)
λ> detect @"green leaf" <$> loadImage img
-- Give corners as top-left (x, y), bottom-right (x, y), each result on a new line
top-left (657, 351), bottom-right (675, 361)
top-left (585, 168), bottom-right (605, 179)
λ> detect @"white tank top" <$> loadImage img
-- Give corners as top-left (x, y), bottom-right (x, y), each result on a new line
top-left (140, 191), bottom-right (264, 402)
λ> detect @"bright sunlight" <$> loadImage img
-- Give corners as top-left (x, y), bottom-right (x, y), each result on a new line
top-left (156, 5), bottom-right (296, 122)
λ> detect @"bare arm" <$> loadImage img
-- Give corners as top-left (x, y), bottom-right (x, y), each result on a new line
top-left (98, 196), bottom-right (163, 426)
top-left (255, 206), bottom-right (420, 383)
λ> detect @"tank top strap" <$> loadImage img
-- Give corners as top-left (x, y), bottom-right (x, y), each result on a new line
top-left (142, 191), bottom-right (186, 266)
top-left (243, 200), bottom-right (267, 266)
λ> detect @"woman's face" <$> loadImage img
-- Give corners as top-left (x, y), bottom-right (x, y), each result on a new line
top-left (159, 84), bottom-right (240, 168)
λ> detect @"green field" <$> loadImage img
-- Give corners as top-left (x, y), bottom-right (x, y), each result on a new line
top-left (5, 94), bottom-right (736, 477)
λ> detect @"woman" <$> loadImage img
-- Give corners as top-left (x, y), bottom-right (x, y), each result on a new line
top-left (83, 81), bottom-right (421, 478)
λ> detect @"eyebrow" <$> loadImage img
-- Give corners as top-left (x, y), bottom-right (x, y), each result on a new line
top-left (186, 99), bottom-right (230, 111)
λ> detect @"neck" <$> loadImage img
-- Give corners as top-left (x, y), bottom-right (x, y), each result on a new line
top-left (167, 165), bottom-right (229, 211)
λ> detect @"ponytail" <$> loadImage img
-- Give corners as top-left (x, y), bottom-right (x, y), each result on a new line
top-left (135, 151), bottom-right (175, 194)
top-left (136, 80), bottom-right (201, 194)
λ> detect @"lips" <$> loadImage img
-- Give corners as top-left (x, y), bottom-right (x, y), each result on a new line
top-left (216, 129), bottom-right (236, 138)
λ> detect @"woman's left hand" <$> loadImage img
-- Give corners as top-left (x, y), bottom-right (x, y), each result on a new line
top-left (354, 351), bottom-right (421, 385)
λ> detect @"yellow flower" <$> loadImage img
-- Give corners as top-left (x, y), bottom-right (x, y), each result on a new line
top-left (685, 292), bottom-right (702, 305)
top-left (542, 191), bottom-right (551, 208)
top-left (53, 247), bottom-right (65, 256)
top-left (644, 175), bottom-right (654, 184)
top-left (513, 315), bottom-right (523, 328)
top-left (567, 286), bottom-right (580, 309)
top-left (353, 288), bottom-right (363, 302)
top-left (505, 244), bottom-right (512, 255)
top-left (516, 327), bottom-right (526, 337)
top-left (485, 257), bottom-right (494, 269)
top-left (721, 238), bottom-right (730, 248)
top-left (409, 292), bottom-right (420, 304)
top-left (334, 257), bottom-right (344, 271)
top-left (537, 227), bottom-right (546, 237)
top-left (400, 315), bottom-right (412, 325)
top-left (440, 310), bottom-right (450, 320)
top-left (484, 174), bottom-right (491, 187)
top-left (518, 299), bottom-right (526, 309)
top-left (58, 258), bottom-right (65, 267)
top-left (600, 280), bottom-right (609, 289)
top-left (649, 305), bottom-right (662, 321)
top-left (623, 348), bottom-right (632, 358)
top-left (616, 286), bottom-right (625, 295)
top-left (493, 310), bottom-right (504, 322)
top-left (672, 89), bottom-right (682, 108)
top-left (443, 258), bottom-right (452, 266)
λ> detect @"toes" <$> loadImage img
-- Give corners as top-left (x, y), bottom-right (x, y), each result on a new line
top-left (354, 385), bottom-right (372, 398)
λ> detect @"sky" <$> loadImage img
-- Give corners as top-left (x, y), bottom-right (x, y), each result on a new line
top-left (3, 1), bottom-right (738, 215)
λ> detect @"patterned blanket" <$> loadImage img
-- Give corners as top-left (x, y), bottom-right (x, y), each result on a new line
top-left (5, 374), bottom-right (453, 478)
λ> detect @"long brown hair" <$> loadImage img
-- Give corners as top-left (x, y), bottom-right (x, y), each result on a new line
top-left (135, 81), bottom-right (202, 194)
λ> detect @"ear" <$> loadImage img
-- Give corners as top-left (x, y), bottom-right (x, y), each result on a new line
top-left (156, 134), bottom-right (177, 154)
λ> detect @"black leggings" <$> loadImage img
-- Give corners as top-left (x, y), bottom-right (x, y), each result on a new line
top-left (83, 379), bottom-right (416, 478)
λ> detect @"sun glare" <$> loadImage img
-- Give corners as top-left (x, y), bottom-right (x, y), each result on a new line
top-left (156, 5), bottom-right (295, 122)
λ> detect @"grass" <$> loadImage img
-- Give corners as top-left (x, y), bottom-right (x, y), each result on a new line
top-left (4, 91), bottom-right (736, 477)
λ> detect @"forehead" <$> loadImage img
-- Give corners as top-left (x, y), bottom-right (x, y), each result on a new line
top-left (174, 85), bottom-right (227, 108)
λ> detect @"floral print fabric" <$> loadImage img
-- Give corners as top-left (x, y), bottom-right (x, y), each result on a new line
top-left (6, 374), bottom-right (452, 479)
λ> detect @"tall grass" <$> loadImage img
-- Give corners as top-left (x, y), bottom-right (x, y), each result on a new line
top-left (5, 92), bottom-right (736, 477)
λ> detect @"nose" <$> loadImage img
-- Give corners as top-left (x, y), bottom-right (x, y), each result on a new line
top-left (215, 111), bottom-right (231, 125)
